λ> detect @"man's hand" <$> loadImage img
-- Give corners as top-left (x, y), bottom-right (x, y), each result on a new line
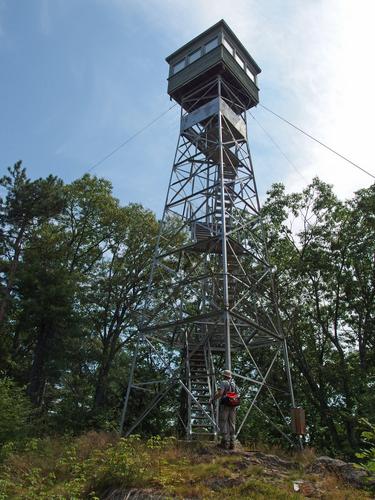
top-left (210, 388), bottom-right (223, 405)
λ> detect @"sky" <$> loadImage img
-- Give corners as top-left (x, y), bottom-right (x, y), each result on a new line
top-left (1, 0), bottom-right (374, 215)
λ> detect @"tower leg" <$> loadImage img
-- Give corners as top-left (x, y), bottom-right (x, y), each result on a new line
top-left (282, 338), bottom-right (296, 408)
top-left (282, 337), bottom-right (303, 450)
top-left (119, 334), bottom-right (140, 435)
top-left (218, 78), bottom-right (231, 372)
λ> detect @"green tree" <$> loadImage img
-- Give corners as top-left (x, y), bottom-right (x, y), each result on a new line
top-left (0, 162), bottom-right (65, 324)
top-left (0, 162), bottom-right (65, 370)
top-left (17, 224), bottom-right (79, 407)
top-left (87, 203), bottom-right (159, 415)
top-left (0, 378), bottom-right (32, 445)
top-left (263, 178), bottom-right (375, 456)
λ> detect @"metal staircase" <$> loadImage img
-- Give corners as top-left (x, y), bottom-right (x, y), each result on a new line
top-left (187, 343), bottom-right (218, 438)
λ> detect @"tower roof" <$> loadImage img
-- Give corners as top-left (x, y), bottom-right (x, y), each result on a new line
top-left (165, 19), bottom-right (261, 110)
top-left (166, 19), bottom-right (261, 74)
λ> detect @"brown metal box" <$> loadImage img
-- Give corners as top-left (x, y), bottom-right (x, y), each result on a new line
top-left (291, 407), bottom-right (306, 435)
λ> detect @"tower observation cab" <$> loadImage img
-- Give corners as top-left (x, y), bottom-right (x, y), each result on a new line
top-left (166, 19), bottom-right (261, 111)
top-left (121, 20), bottom-right (303, 444)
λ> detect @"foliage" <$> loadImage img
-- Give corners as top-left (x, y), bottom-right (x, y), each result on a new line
top-left (1, 163), bottom-right (164, 437)
top-left (1, 160), bottom-right (375, 462)
top-left (0, 432), bottom-right (371, 499)
top-left (0, 162), bottom-right (65, 372)
top-left (0, 378), bottom-right (33, 449)
top-left (261, 178), bottom-right (375, 456)
top-left (356, 419), bottom-right (375, 473)
top-left (0, 433), bottom-right (177, 499)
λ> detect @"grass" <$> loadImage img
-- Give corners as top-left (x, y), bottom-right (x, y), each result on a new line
top-left (0, 432), bottom-right (372, 499)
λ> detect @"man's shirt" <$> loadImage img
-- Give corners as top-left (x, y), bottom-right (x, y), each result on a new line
top-left (219, 378), bottom-right (238, 395)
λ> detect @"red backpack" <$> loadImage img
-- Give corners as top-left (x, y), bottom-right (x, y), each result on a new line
top-left (221, 380), bottom-right (241, 407)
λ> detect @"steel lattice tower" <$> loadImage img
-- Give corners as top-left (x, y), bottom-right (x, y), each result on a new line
top-left (120, 20), bottom-right (301, 444)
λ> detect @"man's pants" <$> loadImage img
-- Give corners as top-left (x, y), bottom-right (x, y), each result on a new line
top-left (219, 404), bottom-right (236, 444)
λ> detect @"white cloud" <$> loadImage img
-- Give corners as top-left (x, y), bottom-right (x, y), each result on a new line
top-left (103, 0), bottom-right (375, 203)
top-left (137, 0), bottom-right (375, 198)
top-left (277, 1), bottom-right (375, 199)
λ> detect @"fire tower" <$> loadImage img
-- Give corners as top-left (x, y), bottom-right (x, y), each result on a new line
top-left (121, 20), bottom-right (302, 444)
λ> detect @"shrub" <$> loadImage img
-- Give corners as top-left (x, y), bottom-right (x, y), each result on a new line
top-left (356, 419), bottom-right (375, 473)
top-left (0, 378), bottom-right (32, 448)
top-left (0, 433), bottom-right (156, 498)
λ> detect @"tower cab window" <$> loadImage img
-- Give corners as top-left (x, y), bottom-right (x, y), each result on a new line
top-left (246, 67), bottom-right (255, 83)
top-left (173, 59), bottom-right (185, 74)
top-left (188, 48), bottom-right (201, 64)
top-left (223, 37), bottom-right (234, 56)
top-left (205, 37), bottom-right (218, 53)
top-left (235, 53), bottom-right (245, 70)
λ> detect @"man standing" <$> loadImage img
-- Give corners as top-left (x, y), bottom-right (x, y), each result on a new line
top-left (210, 369), bottom-right (238, 450)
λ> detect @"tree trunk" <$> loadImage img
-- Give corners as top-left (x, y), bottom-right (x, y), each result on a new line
top-left (27, 323), bottom-right (49, 406)
top-left (93, 360), bottom-right (112, 410)
top-left (93, 337), bottom-right (119, 411)
top-left (0, 223), bottom-right (26, 326)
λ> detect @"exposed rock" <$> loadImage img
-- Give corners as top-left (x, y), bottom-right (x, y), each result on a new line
top-left (293, 480), bottom-right (317, 497)
top-left (249, 451), bottom-right (299, 470)
top-left (103, 488), bottom-right (165, 500)
top-left (308, 456), bottom-right (375, 490)
top-left (203, 476), bottom-right (243, 491)
top-left (195, 442), bottom-right (299, 471)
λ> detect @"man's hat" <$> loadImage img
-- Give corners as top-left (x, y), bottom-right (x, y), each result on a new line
top-left (223, 369), bottom-right (232, 378)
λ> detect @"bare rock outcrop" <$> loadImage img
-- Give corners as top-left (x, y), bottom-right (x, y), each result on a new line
top-left (308, 456), bottom-right (375, 490)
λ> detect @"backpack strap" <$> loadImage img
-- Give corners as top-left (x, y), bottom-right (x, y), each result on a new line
top-left (229, 378), bottom-right (238, 392)
top-left (222, 378), bottom-right (237, 395)
top-left (228, 379), bottom-right (236, 392)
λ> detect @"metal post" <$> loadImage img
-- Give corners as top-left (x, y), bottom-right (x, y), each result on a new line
top-left (119, 334), bottom-right (140, 435)
top-left (282, 338), bottom-right (303, 449)
top-left (218, 77), bottom-right (231, 372)
top-left (282, 338), bottom-right (296, 407)
top-left (186, 335), bottom-right (192, 439)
